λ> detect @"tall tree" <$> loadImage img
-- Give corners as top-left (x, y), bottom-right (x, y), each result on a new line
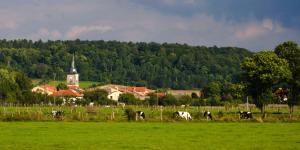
top-left (241, 51), bottom-right (291, 114)
top-left (275, 41), bottom-right (300, 114)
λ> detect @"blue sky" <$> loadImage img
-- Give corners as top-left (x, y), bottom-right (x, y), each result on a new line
top-left (0, 0), bottom-right (299, 51)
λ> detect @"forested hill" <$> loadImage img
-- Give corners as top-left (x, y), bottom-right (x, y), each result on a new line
top-left (0, 39), bottom-right (252, 89)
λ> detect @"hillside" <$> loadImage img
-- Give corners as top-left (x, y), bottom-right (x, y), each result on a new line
top-left (0, 39), bottom-right (252, 89)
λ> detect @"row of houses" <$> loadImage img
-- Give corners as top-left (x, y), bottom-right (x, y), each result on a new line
top-left (32, 83), bottom-right (203, 102)
top-left (31, 54), bottom-right (203, 103)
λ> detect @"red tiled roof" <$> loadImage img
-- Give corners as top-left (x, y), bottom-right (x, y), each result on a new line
top-left (41, 85), bottom-right (57, 93)
top-left (52, 90), bottom-right (82, 97)
top-left (67, 85), bottom-right (79, 89)
top-left (126, 87), bottom-right (150, 93)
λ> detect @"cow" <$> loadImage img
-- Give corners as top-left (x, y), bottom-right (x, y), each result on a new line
top-left (173, 111), bottom-right (192, 120)
top-left (136, 111), bottom-right (145, 120)
top-left (239, 111), bottom-right (252, 119)
top-left (203, 111), bottom-right (213, 120)
top-left (52, 110), bottom-right (63, 119)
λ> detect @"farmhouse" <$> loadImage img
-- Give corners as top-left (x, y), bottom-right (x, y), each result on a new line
top-left (31, 84), bottom-right (57, 95)
top-left (91, 84), bottom-right (154, 100)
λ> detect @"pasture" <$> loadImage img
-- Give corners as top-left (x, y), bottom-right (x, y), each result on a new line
top-left (32, 79), bottom-right (99, 88)
top-left (0, 122), bottom-right (299, 150)
top-left (0, 105), bottom-right (299, 122)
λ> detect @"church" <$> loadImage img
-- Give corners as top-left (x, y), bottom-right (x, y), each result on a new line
top-left (67, 54), bottom-right (79, 87)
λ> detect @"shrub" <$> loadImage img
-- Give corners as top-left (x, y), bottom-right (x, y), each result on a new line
top-left (124, 108), bottom-right (136, 121)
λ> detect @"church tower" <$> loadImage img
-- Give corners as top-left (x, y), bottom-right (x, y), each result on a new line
top-left (67, 54), bottom-right (79, 87)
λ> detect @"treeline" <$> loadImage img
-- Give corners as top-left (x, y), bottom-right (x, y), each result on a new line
top-left (0, 39), bottom-right (252, 89)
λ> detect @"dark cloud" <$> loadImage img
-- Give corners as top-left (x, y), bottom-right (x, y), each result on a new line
top-left (0, 0), bottom-right (299, 51)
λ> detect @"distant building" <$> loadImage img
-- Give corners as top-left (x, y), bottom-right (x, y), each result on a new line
top-left (52, 89), bottom-right (83, 98)
top-left (167, 90), bottom-right (203, 98)
top-left (67, 54), bottom-right (79, 87)
top-left (91, 84), bottom-right (154, 100)
top-left (31, 85), bottom-right (57, 95)
top-left (108, 91), bottom-right (123, 101)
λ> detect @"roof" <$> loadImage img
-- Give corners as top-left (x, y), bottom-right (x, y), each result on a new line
top-left (124, 87), bottom-right (152, 93)
top-left (52, 90), bottom-right (82, 97)
top-left (36, 85), bottom-right (57, 93)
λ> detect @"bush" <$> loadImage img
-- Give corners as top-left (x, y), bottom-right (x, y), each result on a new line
top-left (124, 108), bottom-right (136, 121)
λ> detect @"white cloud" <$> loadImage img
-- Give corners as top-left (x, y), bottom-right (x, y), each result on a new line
top-left (0, 20), bottom-right (17, 29)
top-left (30, 28), bottom-right (62, 40)
top-left (65, 25), bottom-right (113, 39)
top-left (234, 19), bottom-right (286, 40)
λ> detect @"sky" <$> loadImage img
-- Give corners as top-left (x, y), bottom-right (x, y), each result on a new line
top-left (0, 0), bottom-right (299, 51)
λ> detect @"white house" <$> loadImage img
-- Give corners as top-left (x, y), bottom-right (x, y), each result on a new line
top-left (108, 91), bottom-right (123, 101)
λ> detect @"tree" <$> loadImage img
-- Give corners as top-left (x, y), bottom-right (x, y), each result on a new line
top-left (56, 83), bottom-right (68, 91)
top-left (178, 95), bottom-right (192, 105)
top-left (159, 94), bottom-right (177, 106)
top-left (241, 51), bottom-right (291, 114)
top-left (84, 89), bottom-right (115, 105)
top-left (203, 81), bottom-right (221, 98)
top-left (275, 41), bottom-right (300, 114)
top-left (118, 93), bottom-right (139, 105)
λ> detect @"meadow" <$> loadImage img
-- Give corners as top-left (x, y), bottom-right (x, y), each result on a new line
top-left (0, 122), bottom-right (299, 150)
top-left (0, 105), bottom-right (299, 122)
top-left (32, 79), bottom-right (99, 88)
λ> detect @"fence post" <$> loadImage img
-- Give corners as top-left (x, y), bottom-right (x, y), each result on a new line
top-left (160, 106), bottom-right (163, 121)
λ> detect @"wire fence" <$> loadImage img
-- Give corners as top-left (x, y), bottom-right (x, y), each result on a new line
top-left (0, 104), bottom-right (299, 122)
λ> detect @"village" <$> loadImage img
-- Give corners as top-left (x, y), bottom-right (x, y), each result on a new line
top-left (31, 54), bottom-right (203, 105)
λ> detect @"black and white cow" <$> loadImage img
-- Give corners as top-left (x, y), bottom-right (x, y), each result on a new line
top-left (239, 111), bottom-right (252, 119)
top-left (136, 111), bottom-right (145, 120)
top-left (203, 111), bottom-right (213, 120)
top-left (173, 111), bottom-right (192, 120)
top-left (52, 110), bottom-right (63, 118)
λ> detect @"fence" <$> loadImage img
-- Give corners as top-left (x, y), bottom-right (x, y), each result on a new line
top-left (0, 104), bottom-right (299, 122)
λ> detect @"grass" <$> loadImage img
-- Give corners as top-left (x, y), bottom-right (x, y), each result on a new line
top-left (32, 79), bottom-right (99, 89)
top-left (0, 105), bottom-right (299, 122)
top-left (0, 122), bottom-right (299, 150)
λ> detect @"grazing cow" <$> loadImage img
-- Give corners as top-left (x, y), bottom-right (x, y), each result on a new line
top-left (52, 110), bottom-right (63, 119)
top-left (136, 111), bottom-right (145, 120)
top-left (173, 111), bottom-right (192, 120)
top-left (203, 111), bottom-right (213, 120)
top-left (239, 111), bottom-right (252, 119)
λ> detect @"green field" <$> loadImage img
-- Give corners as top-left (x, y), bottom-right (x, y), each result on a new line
top-left (32, 79), bottom-right (99, 89)
top-left (0, 122), bottom-right (299, 150)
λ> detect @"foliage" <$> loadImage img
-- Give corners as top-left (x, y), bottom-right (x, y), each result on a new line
top-left (0, 39), bottom-right (252, 89)
top-left (124, 108), bottom-right (136, 121)
top-left (118, 93), bottom-right (140, 105)
top-left (0, 68), bottom-right (36, 104)
top-left (83, 89), bottom-right (116, 105)
top-left (203, 81), bottom-right (221, 98)
top-left (241, 51), bottom-right (292, 113)
top-left (56, 82), bottom-right (68, 90)
top-left (159, 94), bottom-right (178, 106)
top-left (275, 41), bottom-right (300, 111)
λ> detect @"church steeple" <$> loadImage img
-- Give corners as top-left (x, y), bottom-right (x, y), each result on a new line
top-left (67, 53), bottom-right (79, 87)
top-left (70, 53), bottom-right (77, 74)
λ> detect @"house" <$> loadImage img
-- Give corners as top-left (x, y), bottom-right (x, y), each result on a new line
top-left (31, 85), bottom-right (57, 95)
top-left (119, 86), bottom-right (154, 100)
top-left (167, 90), bottom-right (203, 98)
top-left (108, 91), bottom-right (123, 101)
top-left (52, 89), bottom-right (83, 105)
top-left (90, 84), bottom-right (155, 100)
